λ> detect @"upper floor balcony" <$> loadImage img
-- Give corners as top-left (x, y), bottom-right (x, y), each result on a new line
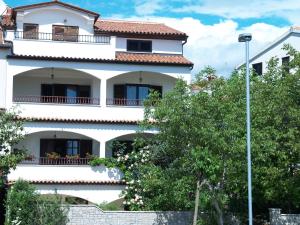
top-left (11, 68), bottom-right (177, 121)
top-left (5, 30), bottom-right (115, 59)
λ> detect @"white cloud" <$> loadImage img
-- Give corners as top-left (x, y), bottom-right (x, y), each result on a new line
top-left (172, 0), bottom-right (300, 24)
top-left (135, 0), bottom-right (164, 16)
top-left (113, 15), bottom-right (287, 77)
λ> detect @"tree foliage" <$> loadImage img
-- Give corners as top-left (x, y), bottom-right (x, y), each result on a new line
top-left (5, 180), bottom-right (69, 225)
top-left (121, 46), bottom-right (300, 224)
top-left (0, 109), bottom-right (26, 186)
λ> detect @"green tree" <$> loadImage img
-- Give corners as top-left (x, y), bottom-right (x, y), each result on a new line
top-left (0, 109), bottom-right (26, 186)
top-left (0, 109), bottom-right (26, 225)
top-left (5, 180), bottom-right (69, 225)
top-left (120, 46), bottom-right (300, 224)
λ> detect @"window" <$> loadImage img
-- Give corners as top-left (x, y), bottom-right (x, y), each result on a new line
top-left (282, 56), bottom-right (290, 74)
top-left (127, 40), bottom-right (152, 52)
top-left (113, 84), bottom-right (162, 105)
top-left (252, 62), bottom-right (263, 75)
top-left (23, 23), bottom-right (39, 39)
top-left (52, 25), bottom-right (79, 42)
top-left (40, 139), bottom-right (92, 157)
top-left (41, 84), bottom-right (91, 104)
top-left (67, 140), bottom-right (79, 155)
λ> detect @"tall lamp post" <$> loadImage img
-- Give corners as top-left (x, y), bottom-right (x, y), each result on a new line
top-left (238, 33), bottom-right (253, 225)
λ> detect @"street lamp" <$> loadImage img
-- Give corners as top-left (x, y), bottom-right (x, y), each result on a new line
top-left (238, 33), bottom-right (253, 225)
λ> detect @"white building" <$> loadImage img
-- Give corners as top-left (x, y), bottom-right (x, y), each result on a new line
top-left (237, 26), bottom-right (300, 75)
top-left (0, 1), bottom-right (193, 204)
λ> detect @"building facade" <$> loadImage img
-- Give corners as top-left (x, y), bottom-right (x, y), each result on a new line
top-left (0, 1), bottom-right (193, 204)
top-left (237, 26), bottom-right (300, 75)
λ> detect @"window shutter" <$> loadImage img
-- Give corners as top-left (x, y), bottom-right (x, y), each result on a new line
top-left (80, 140), bottom-right (93, 158)
top-left (53, 84), bottom-right (66, 96)
top-left (52, 26), bottom-right (65, 41)
top-left (40, 139), bottom-right (55, 157)
top-left (78, 86), bottom-right (91, 98)
top-left (65, 26), bottom-right (78, 42)
top-left (23, 23), bottom-right (39, 39)
top-left (114, 85), bottom-right (125, 105)
top-left (41, 84), bottom-right (53, 96)
top-left (114, 85), bottom-right (125, 99)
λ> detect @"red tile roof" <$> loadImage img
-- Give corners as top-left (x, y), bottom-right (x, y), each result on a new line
top-left (0, 7), bottom-right (14, 28)
top-left (8, 53), bottom-right (193, 67)
top-left (8, 180), bottom-right (125, 185)
top-left (116, 52), bottom-right (193, 66)
top-left (95, 20), bottom-right (187, 40)
top-left (17, 116), bottom-right (142, 125)
top-left (1, 4), bottom-right (187, 40)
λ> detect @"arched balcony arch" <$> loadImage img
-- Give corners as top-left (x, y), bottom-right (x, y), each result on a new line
top-left (106, 71), bottom-right (177, 107)
top-left (13, 68), bottom-right (101, 105)
top-left (16, 130), bottom-right (100, 165)
top-left (105, 132), bottom-right (155, 158)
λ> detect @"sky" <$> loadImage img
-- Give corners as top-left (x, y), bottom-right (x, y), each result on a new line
top-left (2, 0), bottom-right (299, 77)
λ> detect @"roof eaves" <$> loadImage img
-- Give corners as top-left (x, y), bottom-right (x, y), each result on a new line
top-left (14, 1), bottom-right (99, 19)
top-left (7, 54), bottom-right (193, 67)
top-left (236, 27), bottom-right (294, 69)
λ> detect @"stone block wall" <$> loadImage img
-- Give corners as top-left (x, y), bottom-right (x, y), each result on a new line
top-left (67, 205), bottom-right (193, 225)
top-left (269, 208), bottom-right (300, 225)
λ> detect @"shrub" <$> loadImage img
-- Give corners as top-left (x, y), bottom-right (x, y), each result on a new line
top-left (5, 180), bottom-right (68, 225)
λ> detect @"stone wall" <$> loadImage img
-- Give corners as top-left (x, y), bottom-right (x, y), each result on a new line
top-left (67, 205), bottom-right (193, 225)
top-left (269, 208), bottom-right (300, 225)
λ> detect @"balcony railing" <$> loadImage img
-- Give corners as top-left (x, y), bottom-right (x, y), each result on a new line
top-left (106, 98), bottom-right (145, 106)
top-left (14, 31), bottom-right (111, 44)
top-left (13, 96), bottom-right (100, 105)
top-left (21, 157), bottom-right (91, 165)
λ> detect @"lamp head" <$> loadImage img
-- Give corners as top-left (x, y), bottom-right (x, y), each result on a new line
top-left (238, 33), bottom-right (252, 42)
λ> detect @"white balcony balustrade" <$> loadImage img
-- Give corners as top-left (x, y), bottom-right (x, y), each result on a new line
top-left (4, 30), bottom-right (115, 59)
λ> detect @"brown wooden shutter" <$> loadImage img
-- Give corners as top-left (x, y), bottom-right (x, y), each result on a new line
top-left (80, 140), bottom-right (92, 158)
top-left (65, 26), bottom-right (78, 42)
top-left (114, 85), bottom-right (125, 105)
top-left (53, 25), bottom-right (65, 41)
top-left (23, 23), bottom-right (39, 39)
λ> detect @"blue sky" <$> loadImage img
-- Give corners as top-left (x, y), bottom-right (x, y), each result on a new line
top-left (3, 0), bottom-right (299, 76)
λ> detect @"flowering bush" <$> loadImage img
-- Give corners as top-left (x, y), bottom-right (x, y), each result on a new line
top-left (117, 145), bottom-right (151, 210)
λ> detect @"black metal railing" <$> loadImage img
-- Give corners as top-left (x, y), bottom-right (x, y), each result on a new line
top-left (13, 96), bottom-right (100, 105)
top-left (14, 31), bottom-right (110, 44)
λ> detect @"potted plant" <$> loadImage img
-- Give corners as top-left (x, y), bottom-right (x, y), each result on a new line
top-left (46, 152), bottom-right (61, 164)
top-left (85, 152), bottom-right (96, 160)
top-left (25, 154), bottom-right (35, 161)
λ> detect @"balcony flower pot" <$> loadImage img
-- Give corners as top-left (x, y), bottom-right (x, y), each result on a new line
top-left (66, 154), bottom-right (80, 164)
top-left (46, 152), bottom-right (61, 165)
top-left (25, 154), bottom-right (35, 161)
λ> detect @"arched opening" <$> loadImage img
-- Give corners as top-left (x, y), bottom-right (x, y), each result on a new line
top-left (106, 133), bottom-right (154, 158)
top-left (13, 68), bottom-right (101, 105)
top-left (15, 130), bottom-right (100, 165)
top-left (106, 71), bottom-right (177, 106)
top-left (40, 194), bottom-right (91, 205)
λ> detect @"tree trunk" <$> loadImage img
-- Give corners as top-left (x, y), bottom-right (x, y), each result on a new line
top-left (212, 198), bottom-right (224, 225)
top-left (193, 179), bottom-right (201, 225)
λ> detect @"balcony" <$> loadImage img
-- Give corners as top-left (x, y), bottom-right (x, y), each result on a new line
top-left (14, 31), bottom-right (110, 44)
top-left (14, 96), bottom-right (100, 105)
top-left (5, 31), bottom-right (115, 59)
